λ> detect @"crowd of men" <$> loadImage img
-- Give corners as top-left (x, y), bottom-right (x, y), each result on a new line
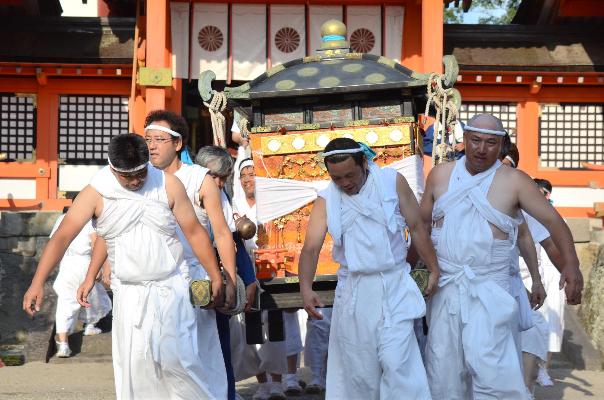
top-left (22, 111), bottom-right (583, 400)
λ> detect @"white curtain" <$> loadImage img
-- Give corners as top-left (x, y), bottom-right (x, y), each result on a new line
top-left (270, 4), bottom-right (306, 66)
top-left (233, 4), bottom-right (267, 80)
top-left (170, 2), bottom-right (189, 79)
top-left (384, 6), bottom-right (405, 62)
top-left (192, 3), bottom-right (228, 80)
top-left (255, 155), bottom-right (424, 224)
top-left (346, 6), bottom-right (381, 56)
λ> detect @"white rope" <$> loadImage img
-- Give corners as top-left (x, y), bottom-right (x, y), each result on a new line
top-left (203, 91), bottom-right (228, 148)
top-left (423, 73), bottom-right (460, 166)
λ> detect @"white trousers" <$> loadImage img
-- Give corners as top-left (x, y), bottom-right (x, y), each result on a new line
top-left (326, 269), bottom-right (430, 400)
top-left (426, 281), bottom-right (527, 400)
top-left (55, 282), bottom-right (111, 334)
top-left (229, 311), bottom-right (287, 381)
top-left (304, 308), bottom-right (332, 384)
top-left (284, 311), bottom-right (303, 357)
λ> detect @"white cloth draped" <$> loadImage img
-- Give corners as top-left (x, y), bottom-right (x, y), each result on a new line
top-left (425, 157), bottom-right (527, 400)
top-left (319, 165), bottom-right (430, 400)
top-left (255, 155), bottom-right (424, 224)
top-left (521, 310), bottom-right (549, 362)
top-left (90, 165), bottom-right (222, 400)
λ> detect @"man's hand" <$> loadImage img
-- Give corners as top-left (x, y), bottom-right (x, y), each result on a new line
top-left (76, 278), bottom-right (95, 308)
top-left (245, 282), bottom-right (257, 312)
top-left (530, 280), bottom-right (546, 310)
top-left (424, 270), bottom-right (439, 298)
top-left (560, 265), bottom-right (584, 305)
top-left (301, 288), bottom-right (324, 320)
top-left (23, 283), bottom-right (44, 317)
top-left (211, 277), bottom-right (225, 309)
top-left (218, 273), bottom-right (236, 312)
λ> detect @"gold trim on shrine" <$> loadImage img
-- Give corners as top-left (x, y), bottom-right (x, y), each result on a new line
top-left (259, 124), bottom-right (412, 155)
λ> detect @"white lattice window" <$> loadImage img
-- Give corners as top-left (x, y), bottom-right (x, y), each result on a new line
top-left (539, 104), bottom-right (604, 169)
top-left (0, 93), bottom-right (36, 161)
top-left (58, 95), bottom-right (128, 163)
top-left (459, 102), bottom-right (517, 141)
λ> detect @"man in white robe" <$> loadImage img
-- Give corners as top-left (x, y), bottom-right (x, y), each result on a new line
top-left (51, 210), bottom-right (112, 358)
top-left (299, 138), bottom-right (439, 400)
top-left (143, 110), bottom-right (239, 399)
top-left (23, 134), bottom-right (230, 400)
top-left (420, 114), bottom-right (582, 399)
top-left (230, 155), bottom-right (288, 400)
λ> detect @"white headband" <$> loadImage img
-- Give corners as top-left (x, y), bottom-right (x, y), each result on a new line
top-left (108, 159), bottom-right (148, 173)
top-left (504, 155), bottom-right (516, 168)
top-left (464, 124), bottom-right (507, 136)
top-left (321, 147), bottom-right (363, 157)
top-left (239, 159), bottom-right (254, 172)
top-left (144, 124), bottom-right (181, 138)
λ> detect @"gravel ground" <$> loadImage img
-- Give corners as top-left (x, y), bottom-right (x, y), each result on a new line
top-left (1, 361), bottom-right (603, 400)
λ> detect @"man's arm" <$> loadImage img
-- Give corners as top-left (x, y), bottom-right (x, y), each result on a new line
top-left (419, 169), bottom-right (437, 229)
top-left (515, 171), bottom-right (583, 304)
top-left (23, 185), bottom-right (100, 316)
top-left (517, 222), bottom-right (546, 309)
top-left (199, 177), bottom-right (237, 284)
top-left (166, 174), bottom-right (225, 305)
top-left (540, 237), bottom-right (565, 272)
top-left (396, 173), bottom-right (440, 296)
top-left (298, 197), bottom-right (328, 319)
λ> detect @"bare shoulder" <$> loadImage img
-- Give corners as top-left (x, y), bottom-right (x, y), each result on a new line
top-left (498, 164), bottom-right (534, 187)
top-left (427, 161), bottom-right (454, 182)
top-left (164, 172), bottom-right (184, 189)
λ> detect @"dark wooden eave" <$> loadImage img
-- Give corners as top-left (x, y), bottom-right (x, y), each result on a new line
top-left (0, 17), bottom-right (135, 64)
top-left (445, 24), bottom-right (604, 73)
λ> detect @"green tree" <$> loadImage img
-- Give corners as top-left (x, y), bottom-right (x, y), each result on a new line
top-left (444, 0), bottom-right (522, 24)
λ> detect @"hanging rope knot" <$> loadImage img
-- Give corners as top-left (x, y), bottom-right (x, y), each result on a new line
top-left (238, 117), bottom-right (250, 140)
top-left (423, 73), bottom-right (460, 166)
top-left (203, 90), bottom-right (228, 148)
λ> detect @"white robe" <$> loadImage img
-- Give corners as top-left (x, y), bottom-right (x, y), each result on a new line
top-left (320, 164), bottom-right (430, 400)
top-left (90, 165), bottom-right (221, 400)
top-left (426, 157), bottom-right (527, 400)
top-left (51, 215), bottom-right (111, 334)
top-left (173, 163), bottom-right (229, 400)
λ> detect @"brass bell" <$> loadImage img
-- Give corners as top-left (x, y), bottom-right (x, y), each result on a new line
top-left (236, 215), bottom-right (257, 240)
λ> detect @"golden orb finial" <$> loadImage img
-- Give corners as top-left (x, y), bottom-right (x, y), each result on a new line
top-left (320, 20), bottom-right (348, 50)
top-left (321, 20), bottom-right (347, 37)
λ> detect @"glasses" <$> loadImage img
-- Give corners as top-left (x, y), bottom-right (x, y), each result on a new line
top-left (145, 136), bottom-right (174, 145)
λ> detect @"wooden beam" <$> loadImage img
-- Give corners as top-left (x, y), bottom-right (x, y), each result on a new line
top-left (145, 0), bottom-right (168, 112)
top-left (422, 0), bottom-right (443, 73)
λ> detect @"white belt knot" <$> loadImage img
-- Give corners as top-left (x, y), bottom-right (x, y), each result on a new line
top-left (439, 261), bottom-right (477, 324)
